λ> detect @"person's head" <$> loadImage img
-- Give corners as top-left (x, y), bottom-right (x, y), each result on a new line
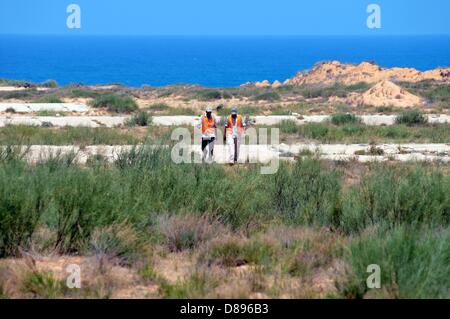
top-left (231, 107), bottom-right (238, 118)
top-left (206, 107), bottom-right (213, 118)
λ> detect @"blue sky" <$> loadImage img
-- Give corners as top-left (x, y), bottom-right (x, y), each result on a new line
top-left (1, 0), bottom-right (450, 36)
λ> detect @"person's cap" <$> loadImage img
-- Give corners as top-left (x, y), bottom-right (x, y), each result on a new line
top-left (206, 107), bottom-right (213, 113)
top-left (231, 107), bottom-right (238, 114)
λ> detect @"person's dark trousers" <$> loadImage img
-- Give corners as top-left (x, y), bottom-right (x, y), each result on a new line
top-left (201, 137), bottom-right (215, 160)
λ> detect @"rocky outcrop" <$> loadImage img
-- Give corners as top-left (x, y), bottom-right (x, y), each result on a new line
top-left (271, 80), bottom-right (282, 88)
top-left (340, 80), bottom-right (425, 108)
top-left (254, 80), bottom-right (271, 88)
top-left (284, 61), bottom-right (450, 86)
top-left (241, 80), bottom-right (283, 88)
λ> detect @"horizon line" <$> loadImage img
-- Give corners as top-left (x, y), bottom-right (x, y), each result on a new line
top-left (2, 33), bottom-right (450, 37)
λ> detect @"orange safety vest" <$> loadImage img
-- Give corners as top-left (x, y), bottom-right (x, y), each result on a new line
top-left (201, 114), bottom-right (217, 135)
top-left (225, 115), bottom-right (244, 136)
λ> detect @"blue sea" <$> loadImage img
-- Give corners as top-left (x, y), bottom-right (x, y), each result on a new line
top-left (1, 35), bottom-right (450, 87)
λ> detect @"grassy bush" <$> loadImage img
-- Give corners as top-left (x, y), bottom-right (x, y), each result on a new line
top-left (279, 120), bottom-right (300, 134)
top-left (299, 83), bottom-right (366, 99)
top-left (268, 122), bottom-right (450, 143)
top-left (90, 223), bottom-right (143, 265)
top-left (164, 107), bottom-right (197, 115)
top-left (395, 110), bottom-right (428, 126)
top-left (21, 271), bottom-right (66, 298)
top-left (195, 90), bottom-right (223, 101)
top-left (200, 237), bottom-right (276, 267)
top-left (90, 94), bottom-right (138, 113)
top-left (330, 113), bottom-right (361, 125)
top-left (0, 163), bottom-right (47, 257)
top-left (2, 90), bottom-right (36, 100)
top-left (340, 226), bottom-right (450, 298)
top-left (0, 78), bottom-right (31, 87)
top-left (33, 95), bottom-right (63, 103)
top-left (0, 126), bottom-right (140, 145)
top-left (41, 80), bottom-right (58, 88)
top-left (0, 147), bottom-right (448, 259)
top-left (270, 159), bottom-right (342, 227)
top-left (157, 214), bottom-right (228, 252)
top-left (159, 271), bottom-right (218, 298)
top-left (145, 103), bottom-right (169, 112)
top-left (69, 89), bottom-right (99, 98)
top-left (253, 92), bottom-right (281, 101)
top-left (341, 166), bottom-right (449, 234)
top-left (127, 111), bottom-right (151, 127)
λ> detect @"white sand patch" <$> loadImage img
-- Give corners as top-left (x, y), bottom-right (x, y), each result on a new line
top-left (3, 144), bottom-right (448, 164)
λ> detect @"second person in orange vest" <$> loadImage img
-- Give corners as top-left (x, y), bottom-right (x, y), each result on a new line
top-left (223, 107), bottom-right (245, 164)
top-left (200, 107), bottom-right (217, 162)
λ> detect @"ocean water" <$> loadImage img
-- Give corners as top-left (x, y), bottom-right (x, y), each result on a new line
top-left (1, 35), bottom-right (450, 87)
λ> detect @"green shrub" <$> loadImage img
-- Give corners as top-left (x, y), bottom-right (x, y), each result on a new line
top-left (341, 166), bottom-right (449, 234)
top-left (279, 120), bottom-right (299, 134)
top-left (300, 123), bottom-right (330, 140)
top-left (0, 164), bottom-right (46, 257)
top-left (165, 107), bottom-right (197, 115)
top-left (159, 271), bottom-right (217, 298)
top-left (340, 226), bottom-right (450, 298)
top-left (195, 90), bottom-right (223, 101)
top-left (41, 121), bottom-right (54, 128)
top-left (127, 111), bottom-right (151, 127)
top-left (0, 126), bottom-right (139, 145)
top-left (395, 110), bottom-right (428, 126)
top-left (423, 85), bottom-right (450, 103)
top-left (90, 223), bottom-right (143, 265)
top-left (0, 78), bottom-right (31, 87)
top-left (22, 271), bottom-right (66, 298)
top-left (146, 103), bottom-right (169, 112)
top-left (200, 238), bottom-right (276, 267)
top-left (69, 89), bottom-right (99, 98)
top-left (253, 92), bottom-right (281, 101)
top-left (33, 95), bottom-right (63, 103)
top-left (41, 80), bottom-right (58, 88)
top-left (90, 94), bottom-right (138, 113)
top-left (270, 159), bottom-right (342, 227)
top-left (3, 90), bottom-right (35, 100)
top-left (330, 113), bottom-right (361, 125)
top-left (157, 214), bottom-right (228, 252)
top-left (0, 147), bottom-right (448, 260)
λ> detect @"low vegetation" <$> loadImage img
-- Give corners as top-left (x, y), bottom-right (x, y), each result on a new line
top-left (330, 113), bottom-right (361, 125)
top-left (33, 95), bottom-right (63, 103)
top-left (127, 111), bottom-right (151, 127)
top-left (276, 121), bottom-right (450, 143)
top-left (395, 110), bottom-right (428, 126)
top-left (89, 94), bottom-right (138, 113)
top-left (0, 126), bottom-right (140, 145)
top-left (0, 147), bottom-right (448, 298)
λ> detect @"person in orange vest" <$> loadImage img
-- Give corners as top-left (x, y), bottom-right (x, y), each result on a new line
top-left (223, 107), bottom-right (245, 164)
top-left (200, 107), bottom-right (217, 162)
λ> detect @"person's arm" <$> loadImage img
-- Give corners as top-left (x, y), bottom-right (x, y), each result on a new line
top-left (197, 115), bottom-right (203, 130)
top-left (223, 119), bottom-right (228, 142)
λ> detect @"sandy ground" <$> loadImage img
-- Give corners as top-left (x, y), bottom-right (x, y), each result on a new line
top-left (4, 144), bottom-right (448, 164)
top-left (0, 114), bottom-right (449, 127)
top-left (0, 87), bottom-right (50, 92)
top-left (0, 103), bottom-right (89, 113)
